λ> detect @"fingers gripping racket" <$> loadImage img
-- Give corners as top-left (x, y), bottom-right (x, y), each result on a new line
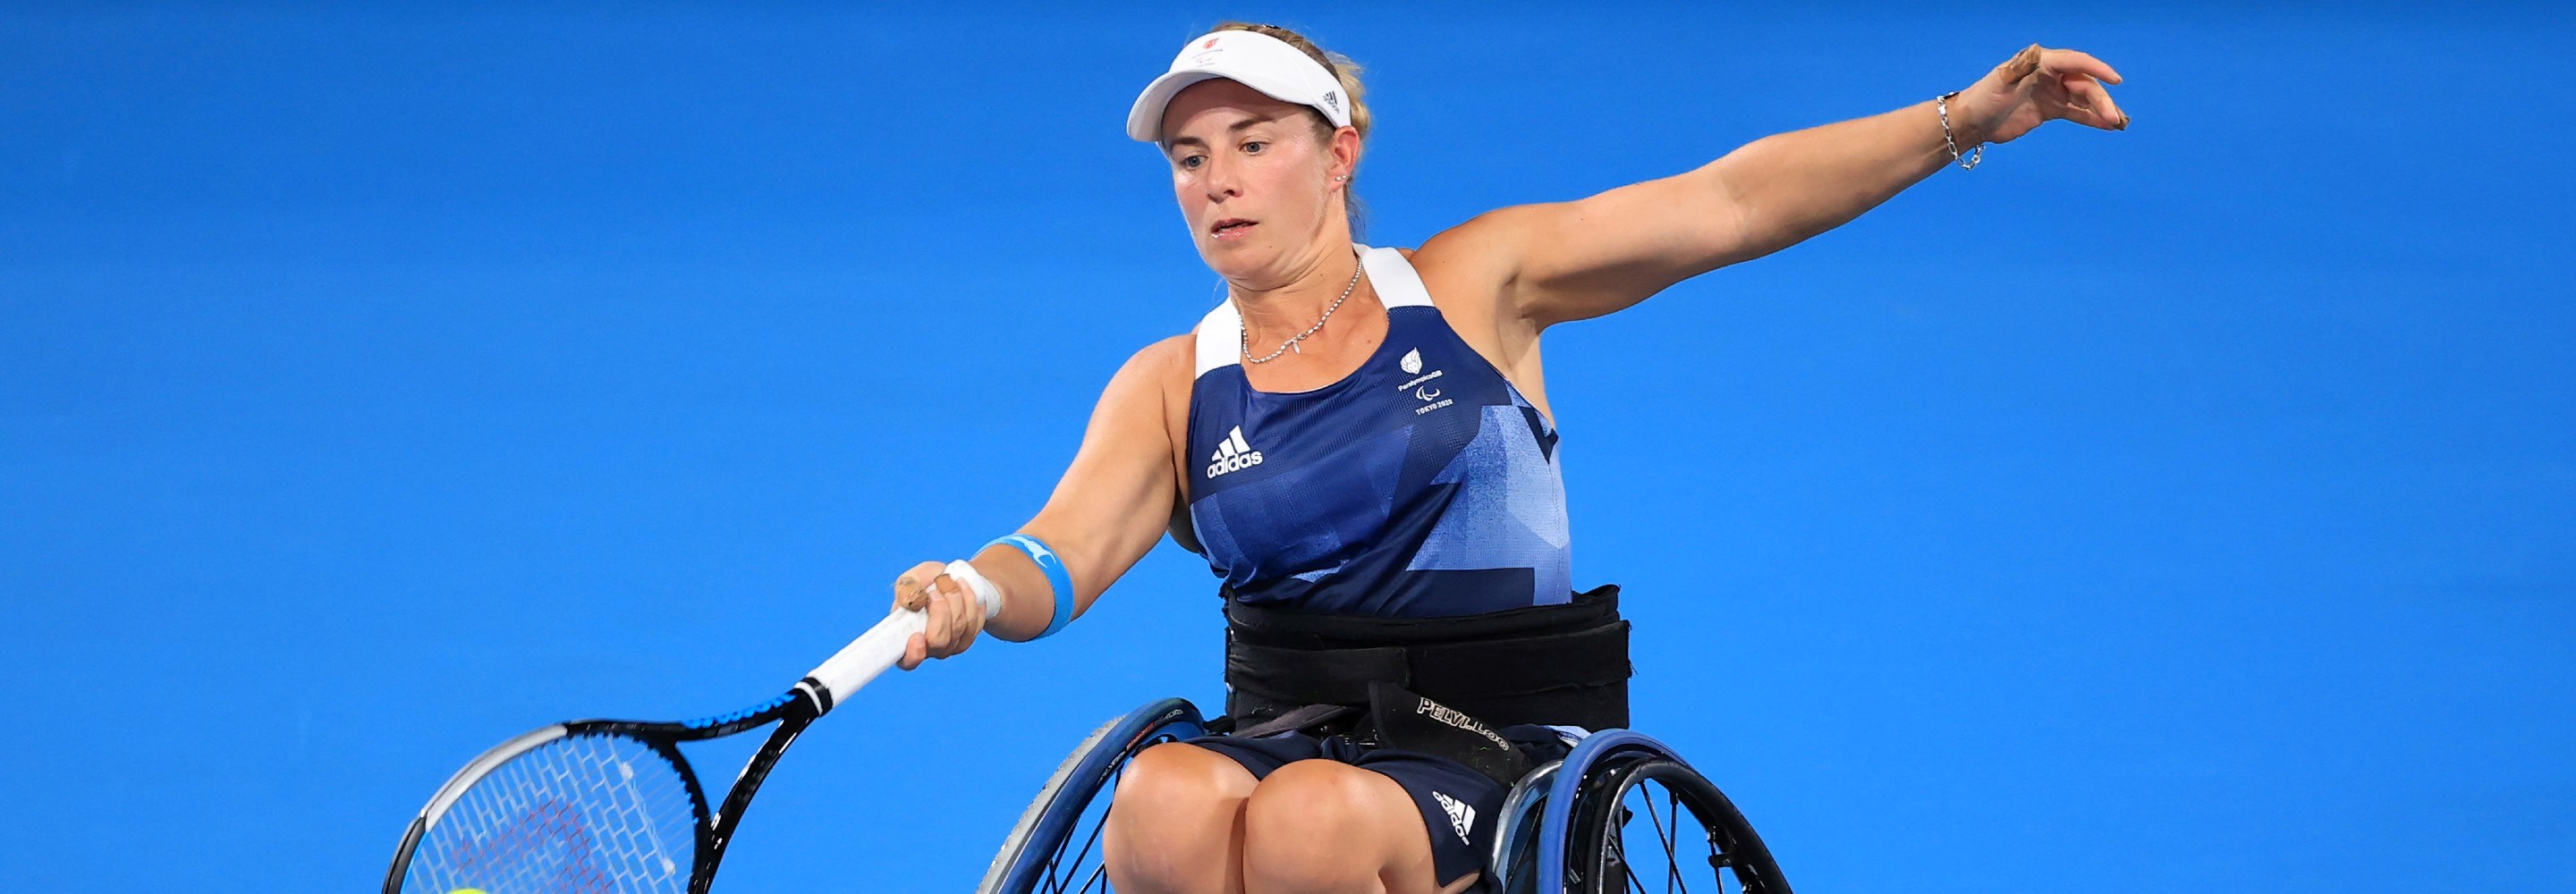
top-left (384, 562), bottom-right (999, 894)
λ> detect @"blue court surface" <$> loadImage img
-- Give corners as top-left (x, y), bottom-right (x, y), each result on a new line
top-left (4, 4), bottom-right (2572, 891)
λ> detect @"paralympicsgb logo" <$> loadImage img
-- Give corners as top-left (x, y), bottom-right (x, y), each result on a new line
top-left (1397, 348), bottom-right (1453, 416)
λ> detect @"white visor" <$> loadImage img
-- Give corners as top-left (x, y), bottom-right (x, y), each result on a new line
top-left (1126, 30), bottom-right (1351, 143)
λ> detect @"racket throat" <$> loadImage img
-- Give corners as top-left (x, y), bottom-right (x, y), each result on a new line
top-left (793, 677), bottom-right (836, 715)
top-left (694, 716), bottom-right (813, 893)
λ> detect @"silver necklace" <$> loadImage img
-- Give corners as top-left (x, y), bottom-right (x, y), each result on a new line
top-left (1237, 256), bottom-right (1364, 365)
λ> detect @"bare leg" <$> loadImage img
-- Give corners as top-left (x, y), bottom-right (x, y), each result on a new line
top-left (1241, 760), bottom-right (1479, 894)
top-left (1105, 742), bottom-right (1259, 894)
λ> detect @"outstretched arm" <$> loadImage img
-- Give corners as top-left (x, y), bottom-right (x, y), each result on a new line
top-left (895, 337), bottom-right (1186, 666)
top-left (1434, 45), bottom-right (2126, 330)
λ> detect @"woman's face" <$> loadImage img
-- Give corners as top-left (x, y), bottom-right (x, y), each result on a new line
top-left (1157, 79), bottom-right (1354, 289)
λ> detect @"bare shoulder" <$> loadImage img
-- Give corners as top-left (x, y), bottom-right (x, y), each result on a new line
top-left (1126, 332), bottom-right (1195, 375)
top-left (1145, 333), bottom-right (1195, 383)
top-left (1411, 205), bottom-right (1555, 295)
top-left (1402, 207), bottom-right (1556, 358)
top-left (1105, 333), bottom-right (1197, 445)
top-left (1109, 333), bottom-right (1196, 408)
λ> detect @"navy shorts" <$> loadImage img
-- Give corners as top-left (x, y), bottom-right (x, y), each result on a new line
top-left (1185, 727), bottom-right (1572, 891)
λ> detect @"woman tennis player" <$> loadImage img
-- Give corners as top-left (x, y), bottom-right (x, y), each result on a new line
top-left (891, 22), bottom-right (2125, 894)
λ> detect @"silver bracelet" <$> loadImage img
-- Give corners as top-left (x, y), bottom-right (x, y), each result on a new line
top-left (1935, 91), bottom-right (1982, 172)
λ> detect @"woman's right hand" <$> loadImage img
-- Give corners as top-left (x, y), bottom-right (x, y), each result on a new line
top-left (892, 560), bottom-right (988, 670)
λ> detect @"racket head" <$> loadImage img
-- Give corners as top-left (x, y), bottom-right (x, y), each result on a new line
top-left (386, 724), bottom-right (713, 894)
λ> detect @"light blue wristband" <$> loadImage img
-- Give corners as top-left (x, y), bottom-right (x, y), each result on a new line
top-left (986, 534), bottom-right (1076, 639)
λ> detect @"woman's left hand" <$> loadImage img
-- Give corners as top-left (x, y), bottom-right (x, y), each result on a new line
top-left (1950, 45), bottom-right (2128, 145)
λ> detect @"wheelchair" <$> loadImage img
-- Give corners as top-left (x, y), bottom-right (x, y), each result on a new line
top-left (975, 697), bottom-right (1792, 894)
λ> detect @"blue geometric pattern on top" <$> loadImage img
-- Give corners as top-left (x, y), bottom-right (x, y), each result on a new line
top-left (1187, 291), bottom-right (1572, 617)
top-left (1410, 401), bottom-right (1572, 603)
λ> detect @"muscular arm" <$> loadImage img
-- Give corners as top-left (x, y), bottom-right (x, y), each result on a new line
top-left (970, 336), bottom-right (1187, 641)
top-left (1504, 99), bottom-right (1962, 325)
top-left (1425, 46), bottom-right (2125, 332)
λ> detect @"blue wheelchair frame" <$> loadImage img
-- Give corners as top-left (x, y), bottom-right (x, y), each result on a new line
top-left (979, 698), bottom-right (1788, 894)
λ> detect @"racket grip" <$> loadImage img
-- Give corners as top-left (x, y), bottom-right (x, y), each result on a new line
top-left (801, 561), bottom-right (1001, 711)
top-left (944, 558), bottom-right (1006, 620)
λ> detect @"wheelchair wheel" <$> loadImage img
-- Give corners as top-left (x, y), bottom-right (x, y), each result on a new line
top-left (976, 698), bottom-right (1208, 894)
top-left (1565, 756), bottom-right (1792, 894)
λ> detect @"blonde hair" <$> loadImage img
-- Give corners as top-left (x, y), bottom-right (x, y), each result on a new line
top-left (1211, 21), bottom-right (1370, 235)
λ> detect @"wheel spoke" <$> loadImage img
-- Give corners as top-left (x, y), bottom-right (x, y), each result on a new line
top-left (1669, 789), bottom-right (1691, 894)
top-left (1603, 814), bottom-right (1649, 894)
top-left (1561, 758), bottom-right (1786, 894)
top-left (1710, 834), bottom-right (1732, 894)
top-left (1636, 783), bottom-right (1690, 894)
top-left (1055, 800), bottom-right (1111, 892)
top-left (1046, 741), bottom-right (1167, 894)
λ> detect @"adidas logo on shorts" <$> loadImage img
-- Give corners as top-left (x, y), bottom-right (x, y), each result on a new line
top-left (1204, 426), bottom-right (1264, 479)
top-left (1430, 790), bottom-right (1475, 844)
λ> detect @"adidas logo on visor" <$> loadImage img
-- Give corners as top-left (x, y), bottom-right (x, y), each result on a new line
top-left (1204, 426), bottom-right (1265, 479)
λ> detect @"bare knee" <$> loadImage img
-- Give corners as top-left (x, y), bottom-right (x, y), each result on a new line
top-left (1242, 760), bottom-right (1418, 893)
top-left (1115, 742), bottom-right (1258, 810)
top-left (1105, 743), bottom-right (1256, 894)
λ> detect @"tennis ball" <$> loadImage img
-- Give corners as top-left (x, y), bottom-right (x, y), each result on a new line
top-left (448, 889), bottom-right (487, 894)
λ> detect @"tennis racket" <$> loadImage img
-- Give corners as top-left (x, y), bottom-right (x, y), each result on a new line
top-left (384, 561), bottom-right (1000, 894)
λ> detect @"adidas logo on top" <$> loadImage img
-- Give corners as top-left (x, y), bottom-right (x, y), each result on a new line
top-left (1204, 426), bottom-right (1264, 479)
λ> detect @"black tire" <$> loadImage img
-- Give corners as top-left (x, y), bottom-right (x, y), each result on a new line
top-left (1566, 757), bottom-right (1792, 894)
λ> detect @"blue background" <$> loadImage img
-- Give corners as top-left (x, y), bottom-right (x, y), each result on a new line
top-left (4, 3), bottom-right (2572, 890)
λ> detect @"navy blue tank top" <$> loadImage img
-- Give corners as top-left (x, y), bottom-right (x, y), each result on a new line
top-left (1185, 245), bottom-right (1572, 618)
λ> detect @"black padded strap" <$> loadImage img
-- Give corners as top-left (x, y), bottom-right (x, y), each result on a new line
top-left (1227, 585), bottom-right (1624, 646)
top-left (1223, 586), bottom-right (1632, 730)
top-left (1225, 621), bottom-right (1629, 703)
top-left (1228, 704), bottom-right (1358, 740)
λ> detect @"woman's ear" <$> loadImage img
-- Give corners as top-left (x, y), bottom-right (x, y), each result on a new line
top-left (1328, 125), bottom-right (1362, 182)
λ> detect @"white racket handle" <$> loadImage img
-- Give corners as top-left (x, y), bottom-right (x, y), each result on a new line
top-left (798, 560), bottom-right (1002, 712)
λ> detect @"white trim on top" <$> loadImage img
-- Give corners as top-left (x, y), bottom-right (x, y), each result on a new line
top-left (1360, 245), bottom-right (1434, 308)
top-left (1193, 244), bottom-right (1436, 375)
top-left (1191, 298), bottom-right (1241, 377)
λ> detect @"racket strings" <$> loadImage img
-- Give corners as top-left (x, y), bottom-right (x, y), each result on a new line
top-left (404, 733), bottom-right (700, 894)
